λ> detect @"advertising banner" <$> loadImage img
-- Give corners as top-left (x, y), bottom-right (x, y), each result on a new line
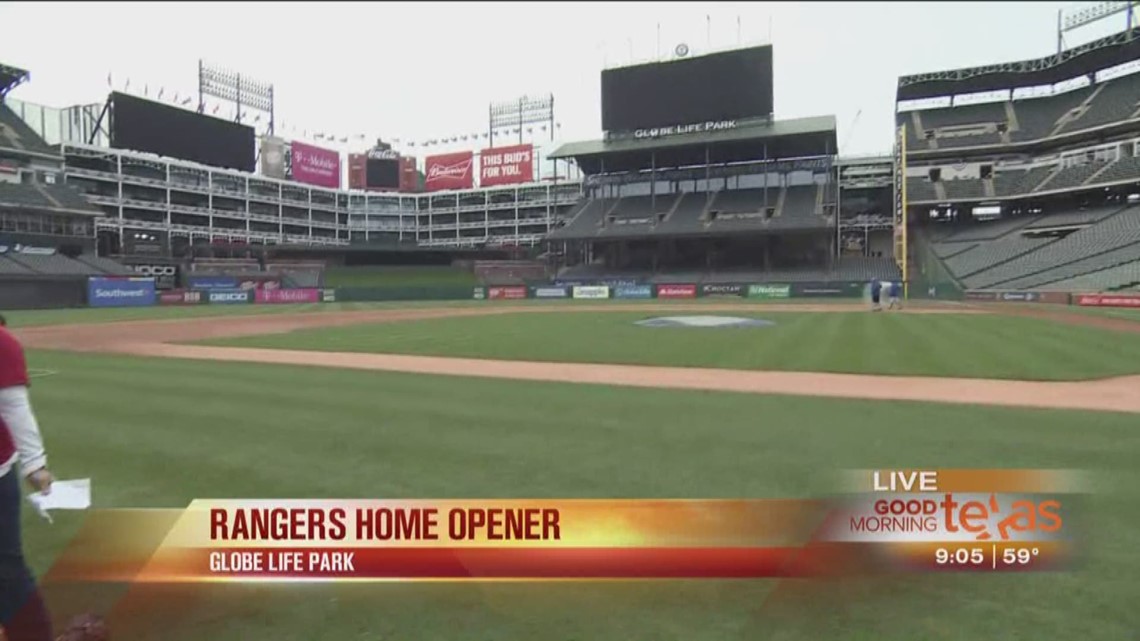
top-left (260, 136), bottom-right (286, 179)
top-left (964, 291), bottom-right (998, 301)
top-left (424, 151), bottom-right (474, 192)
top-left (996, 291), bottom-right (1040, 303)
top-left (614, 285), bottom-right (653, 299)
top-left (532, 286), bottom-right (569, 299)
top-left (656, 284), bottom-right (697, 299)
top-left (188, 276), bottom-right (239, 291)
top-left (473, 287), bottom-right (486, 300)
top-left (700, 284), bottom-right (744, 298)
top-left (488, 286), bottom-right (528, 300)
top-left (130, 264), bottom-right (179, 290)
top-left (158, 289), bottom-right (204, 306)
top-left (290, 141), bottom-right (341, 189)
top-left (479, 144), bottom-right (533, 187)
top-left (573, 286), bottom-right (610, 300)
top-left (238, 279), bottom-right (282, 291)
top-left (747, 284), bottom-right (791, 299)
top-left (322, 289), bottom-right (337, 303)
top-left (791, 283), bottom-right (865, 298)
top-left (87, 277), bottom-right (156, 308)
top-left (208, 289), bottom-right (253, 305)
top-left (1076, 293), bottom-right (1140, 308)
top-left (255, 288), bottom-right (321, 304)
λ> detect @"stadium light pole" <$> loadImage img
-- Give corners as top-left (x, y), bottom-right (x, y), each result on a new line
top-left (198, 60), bottom-right (275, 137)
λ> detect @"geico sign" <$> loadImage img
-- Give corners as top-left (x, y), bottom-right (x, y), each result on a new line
top-left (133, 265), bottom-right (177, 277)
top-left (210, 292), bottom-right (248, 303)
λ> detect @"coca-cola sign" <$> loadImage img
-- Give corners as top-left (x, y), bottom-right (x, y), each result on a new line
top-left (424, 151), bottom-right (474, 192)
top-left (367, 148), bottom-right (399, 160)
top-left (291, 141), bottom-right (341, 189)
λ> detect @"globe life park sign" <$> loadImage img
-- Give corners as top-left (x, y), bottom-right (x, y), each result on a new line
top-left (632, 120), bottom-right (739, 140)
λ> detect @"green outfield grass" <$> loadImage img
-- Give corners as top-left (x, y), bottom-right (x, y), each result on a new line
top-left (323, 265), bottom-right (479, 287)
top-left (22, 349), bottom-right (1140, 640)
top-left (205, 310), bottom-right (1140, 380)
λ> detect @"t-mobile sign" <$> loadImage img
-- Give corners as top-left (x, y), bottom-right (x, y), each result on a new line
top-left (290, 141), bottom-right (341, 189)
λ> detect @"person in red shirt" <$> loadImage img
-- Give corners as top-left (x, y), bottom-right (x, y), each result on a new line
top-left (0, 313), bottom-right (54, 641)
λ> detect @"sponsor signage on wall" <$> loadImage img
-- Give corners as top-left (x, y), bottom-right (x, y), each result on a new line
top-left (700, 284), bottom-right (745, 297)
top-left (255, 288), bottom-right (321, 304)
top-left (290, 141), bottom-right (341, 189)
top-left (322, 289), bottom-right (337, 303)
top-left (656, 284), bottom-right (697, 299)
top-left (87, 277), bottom-right (156, 308)
top-left (424, 151), bottom-right (474, 192)
top-left (1076, 293), bottom-right (1140, 308)
top-left (473, 287), bottom-right (486, 300)
top-left (572, 286), bottom-right (610, 300)
top-left (188, 276), bottom-right (239, 290)
top-left (532, 286), bottom-right (569, 299)
top-left (208, 289), bottom-right (253, 305)
top-left (747, 284), bottom-right (791, 299)
top-left (488, 286), bottom-right (527, 300)
top-left (964, 291), bottom-right (998, 301)
top-left (479, 144), bottom-right (533, 187)
top-left (998, 291), bottom-right (1040, 302)
top-left (158, 289), bottom-right (203, 306)
top-left (614, 285), bottom-right (653, 299)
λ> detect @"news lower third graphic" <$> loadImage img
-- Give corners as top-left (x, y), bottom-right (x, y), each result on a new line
top-left (49, 470), bottom-right (1082, 584)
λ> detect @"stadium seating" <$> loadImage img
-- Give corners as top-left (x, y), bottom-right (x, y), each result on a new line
top-left (1037, 161), bottom-right (1110, 192)
top-left (1036, 259), bottom-right (1140, 291)
top-left (996, 241), bottom-right (1140, 290)
top-left (906, 177), bottom-right (937, 202)
top-left (993, 166), bottom-right (1054, 197)
top-left (1088, 154), bottom-right (1140, 185)
top-left (1010, 87), bottom-right (1095, 142)
top-left (1057, 77), bottom-right (1140, 135)
top-left (946, 234), bottom-right (1055, 281)
top-left (904, 73), bottom-right (1140, 148)
top-left (967, 206), bottom-right (1140, 289)
top-left (548, 199), bottom-right (606, 238)
top-left (76, 254), bottom-right (134, 275)
top-left (7, 253), bottom-right (101, 275)
top-left (0, 182), bottom-right (53, 208)
top-left (555, 257), bottom-right (900, 285)
top-left (0, 256), bottom-right (33, 274)
top-left (0, 103), bottom-right (53, 153)
top-left (942, 179), bottom-right (985, 201)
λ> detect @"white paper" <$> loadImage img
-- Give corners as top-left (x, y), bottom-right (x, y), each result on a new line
top-left (27, 478), bottom-right (91, 523)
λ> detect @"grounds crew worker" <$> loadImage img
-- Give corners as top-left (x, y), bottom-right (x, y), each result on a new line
top-left (0, 313), bottom-right (54, 641)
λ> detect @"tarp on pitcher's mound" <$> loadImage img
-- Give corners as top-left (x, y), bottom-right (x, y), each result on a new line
top-left (636, 316), bottom-right (776, 328)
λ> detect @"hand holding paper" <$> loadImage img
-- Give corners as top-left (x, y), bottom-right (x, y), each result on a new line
top-left (27, 478), bottom-right (91, 523)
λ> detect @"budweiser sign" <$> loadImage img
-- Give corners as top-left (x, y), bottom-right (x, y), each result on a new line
top-left (424, 151), bottom-right (474, 191)
top-left (480, 144), bottom-right (533, 187)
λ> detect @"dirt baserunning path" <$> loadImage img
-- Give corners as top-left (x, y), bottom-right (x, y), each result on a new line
top-left (17, 303), bottom-right (1140, 414)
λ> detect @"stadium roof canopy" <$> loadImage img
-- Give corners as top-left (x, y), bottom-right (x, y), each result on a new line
top-left (0, 64), bottom-right (29, 100)
top-left (549, 115), bottom-right (838, 175)
top-left (897, 29), bottom-right (1140, 101)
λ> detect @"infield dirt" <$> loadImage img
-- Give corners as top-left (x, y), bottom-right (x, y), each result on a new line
top-left (17, 302), bottom-right (1140, 414)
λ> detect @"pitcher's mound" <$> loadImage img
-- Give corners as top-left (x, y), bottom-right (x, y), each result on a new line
top-left (635, 316), bottom-right (776, 328)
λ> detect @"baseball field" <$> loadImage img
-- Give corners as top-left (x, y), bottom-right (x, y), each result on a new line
top-left (11, 299), bottom-right (1140, 640)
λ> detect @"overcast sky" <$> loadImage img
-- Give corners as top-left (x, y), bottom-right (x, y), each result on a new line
top-left (0, 1), bottom-right (1126, 161)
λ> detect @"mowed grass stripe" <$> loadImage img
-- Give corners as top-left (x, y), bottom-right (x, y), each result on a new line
top-left (21, 350), bottom-right (1140, 640)
top-left (206, 311), bottom-right (1140, 380)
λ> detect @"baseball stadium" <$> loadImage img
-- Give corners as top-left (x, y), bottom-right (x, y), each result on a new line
top-left (1, 2), bottom-right (1140, 639)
